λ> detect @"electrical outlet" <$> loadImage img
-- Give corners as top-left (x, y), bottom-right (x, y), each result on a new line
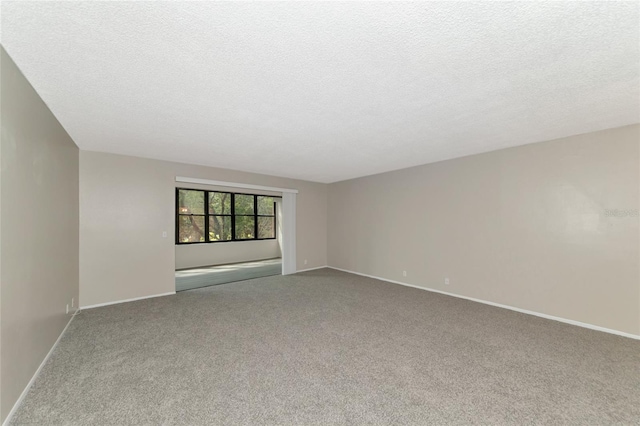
top-left (402, 270), bottom-right (407, 277)
top-left (445, 277), bottom-right (450, 285)
top-left (71, 297), bottom-right (74, 308)
top-left (162, 231), bottom-right (167, 238)
top-left (66, 304), bottom-right (69, 314)
top-left (304, 259), bottom-right (308, 265)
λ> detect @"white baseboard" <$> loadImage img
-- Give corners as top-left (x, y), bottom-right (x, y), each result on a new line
top-left (295, 265), bottom-right (328, 273)
top-left (80, 291), bottom-right (175, 310)
top-left (2, 313), bottom-right (76, 426)
top-left (328, 266), bottom-right (640, 341)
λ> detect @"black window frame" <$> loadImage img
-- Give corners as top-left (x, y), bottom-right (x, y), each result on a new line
top-left (176, 188), bottom-right (279, 245)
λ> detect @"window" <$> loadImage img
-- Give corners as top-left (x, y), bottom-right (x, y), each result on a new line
top-left (176, 189), bottom-right (278, 244)
top-left (257, 196), bottom-right (276, 239)
top-left (234, 194), bottom-right (255, 239)
top-left (177, 189), bottom-right (206, 243)
top-left (209, 191), bottom-right (232, 241)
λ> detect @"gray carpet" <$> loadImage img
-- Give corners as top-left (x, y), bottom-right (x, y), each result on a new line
top-left (175, 258), bottom-right (282, 292)
top-left (10, 269), bottom-right (640, 425)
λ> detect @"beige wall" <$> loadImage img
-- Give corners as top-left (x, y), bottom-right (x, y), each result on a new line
top-left (79, 151), bottom-right (327, 307)
top-left (1, 47), bottom-right (80, 422)
top-left (328, 125), bottom-right (640, 335)
top-left (175, 240), bottom-right (281, 270)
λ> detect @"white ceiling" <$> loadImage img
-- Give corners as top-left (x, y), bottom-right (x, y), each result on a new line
top-left (1, 2), bottom-right (638, 183)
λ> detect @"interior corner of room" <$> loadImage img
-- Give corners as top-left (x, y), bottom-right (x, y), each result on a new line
top-left (1, 2), bottom-right (639, 424)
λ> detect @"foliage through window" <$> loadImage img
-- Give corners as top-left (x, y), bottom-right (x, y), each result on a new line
top-left (177, 189), bottom-right (277, 244)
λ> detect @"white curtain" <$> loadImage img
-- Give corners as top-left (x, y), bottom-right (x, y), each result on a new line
top-left (281, 192), bottom-right (297, 275)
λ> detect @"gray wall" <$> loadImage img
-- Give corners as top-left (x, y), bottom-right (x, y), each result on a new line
top-left (1, 47), bottom-right (80, 422)
top-left (328, 125), bottom-right (640, 335)
top-left (79, 151), bottom-right (327, 308)
top-left (175, 240), bottom-right (281, 270)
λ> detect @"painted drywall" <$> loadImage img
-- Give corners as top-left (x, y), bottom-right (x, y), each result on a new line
top-left (328, 125), bottom-right (640, 335)
top-left (79, 151), bottom-right (327, 307)
top-left (175, 240), bottom-right (280, 270)
top-left (0, 47), bottom-right (79, 422)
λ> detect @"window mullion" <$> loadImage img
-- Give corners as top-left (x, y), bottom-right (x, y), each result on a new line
top-left (253, 196), bottom-right (258, 239)
top-left (204, 191), bottom-right (209, 242)
top-left (231, 193), bottom-right (236, 241)
top-left (175, 188), bottom-right (179, 244)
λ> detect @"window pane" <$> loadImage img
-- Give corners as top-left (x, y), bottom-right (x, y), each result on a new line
top-left (257, 196), bottom-right (275, 215)
top-left (258, 216), bottom-right (275, 239)
top-left (234, 194), bottom-right (254, 215)
top-left (178, 189), bottom-right (205, 215)
top-left (209, 192), bottom-right (231, 215)
top-left (209, 216), bottom-right (231, 241)
top-left (178, 215), bottom-right (205, 243)
top-left (235, 216), bottom-right (255, 239)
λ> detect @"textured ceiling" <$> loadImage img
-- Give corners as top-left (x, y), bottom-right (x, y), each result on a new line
top-left (1, 2), bottom-right (638, 183)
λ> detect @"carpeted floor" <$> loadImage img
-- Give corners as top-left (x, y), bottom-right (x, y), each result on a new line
top-left (10, 269), bottom-right (640, 425)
